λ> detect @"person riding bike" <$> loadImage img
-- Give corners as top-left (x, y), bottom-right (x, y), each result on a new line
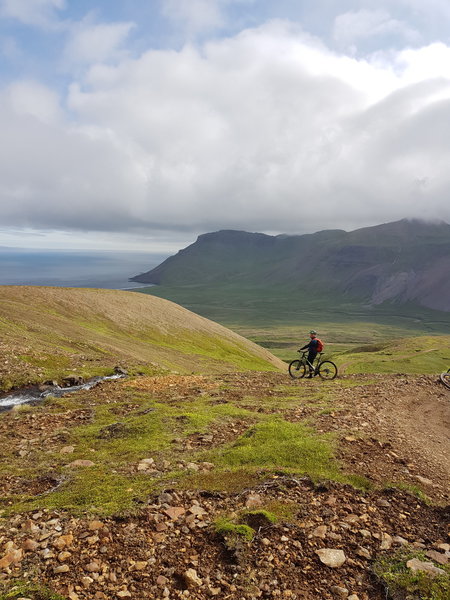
top-left (299, 330), bottom-right (321, 378)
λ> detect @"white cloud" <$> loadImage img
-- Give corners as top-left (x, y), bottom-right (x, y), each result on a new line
top-left (0, 0), bottom-right (65, 27)
top-left (160, 0), bottom-right (255, 37)
top-left (64, 20), bottom-right (135, 65)
top-left (1, 21), bottom-right (450, 240)
top-left (333, 8), bottom-right (420, 51)
top-left (4, 80), bottom-right (63, 124)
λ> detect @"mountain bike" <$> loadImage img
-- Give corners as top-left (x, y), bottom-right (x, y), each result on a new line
top-left (440, 367), bottom-right (450, 390)
top-left (288, 351), bottom-right (338, 380)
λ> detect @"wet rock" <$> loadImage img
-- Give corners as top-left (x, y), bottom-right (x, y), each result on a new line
top-left (62, 376), bottom-right (84, 387)
top-left (316, 549), bottom-right (346, 568)
top-left (114, 366), bottom-right (128, 375)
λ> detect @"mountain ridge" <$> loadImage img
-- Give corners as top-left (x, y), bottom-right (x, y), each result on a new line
top-left (131, 219), bottom-right (450, 312)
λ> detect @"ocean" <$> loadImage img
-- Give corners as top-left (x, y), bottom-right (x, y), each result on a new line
top-left (0, 248), bottom-right (166, 290)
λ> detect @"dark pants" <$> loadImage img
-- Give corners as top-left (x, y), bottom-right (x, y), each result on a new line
top-left (307, 351), bottom-right (317, 373)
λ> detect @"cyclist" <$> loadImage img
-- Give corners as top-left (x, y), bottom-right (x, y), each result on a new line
top-left (299, 330), bottom-right (321, 378)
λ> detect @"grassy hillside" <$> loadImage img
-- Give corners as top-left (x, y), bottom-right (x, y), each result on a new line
top-left (132, 220), bottom-right (450, 313)
top-left (0, 286), bottom-right (285, 391)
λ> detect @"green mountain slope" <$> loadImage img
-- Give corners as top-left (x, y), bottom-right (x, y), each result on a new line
top-left (132, 219), bottom-right (450, 314)
top-left (0, 286), bottom-right (285, 390)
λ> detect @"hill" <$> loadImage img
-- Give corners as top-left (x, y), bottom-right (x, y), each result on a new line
top-left (131, 219), bottom-right (450, 325)
top-left (0, 286), bottom-right (284, 391)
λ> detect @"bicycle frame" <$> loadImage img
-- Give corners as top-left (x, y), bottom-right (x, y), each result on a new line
top-left (299, 351), bottom-right (323, 373)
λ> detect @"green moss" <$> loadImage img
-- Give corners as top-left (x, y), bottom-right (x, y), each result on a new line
top-left (0, 581), bottom-right (66, 600)
top-left (214, 517), bottom-right (255, 541)
top-left (10, 468), bottom-right (157, 516)
top-left (211, 419), bottom-right (341, 479)
top-left (374, 550), bottom-right (450, 600)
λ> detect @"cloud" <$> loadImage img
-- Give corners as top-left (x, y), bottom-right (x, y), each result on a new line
top-left (64, 20), bottom-right (135, 65)
top-left (333, 8), bottom-right (420, 51)
top-left (160, 0), bottom-right (255, 37)
top-left (0, 0), bottom-right (66, 28)
top-left (1, 20), bottom-right (450, 241)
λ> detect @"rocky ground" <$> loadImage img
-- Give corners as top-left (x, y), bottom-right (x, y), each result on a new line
top-left (0, 371), bottom-right (449, 599)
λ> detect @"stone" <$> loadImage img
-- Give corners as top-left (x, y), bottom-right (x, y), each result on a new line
top-left (60, 446), bottom-right (75, 454)
top-left (53, 564), bottom-right (70, 573)
top-left (117, 591), bottom-right (132, 598)
top-left (157, 575), bottom-right (168, 586)
top-left (82, 576), bottom-right (94, 588)
top-left (134, 561), bottom-right (148, 570)
top-left (425, 550), bottom-right (448, 565)
top-left (356, 546), bottom-right (371, 559)
top-left (22, 539), bottom-right (39, 552)
top-left (0, 548), bottom-right (22, 569)
top-left (67, 459), bottom-right (95, 468)
top-left (316, 549), bottom-right (346, 568)
top-left (58, 551), bottom-right (72, 562)
top-left (392, 536), bottom-right (409, 546)
top-left (86, 560), bottom-right (101, 572)
top-left (406, 558), bottom-right (446, 577)
top-left (186, 462), bottom-right (199, 471)
top-left (88, 520), bottom-right (104, 531)
top-left (330, 585), bottom-right (349, 598)
top-left (245, 493), bottom-right (263, 508)
top-left (348, 596), bottom-right (360, 600)
top-left (53, 534), bottom-right (74, 550)
top-left (380, 532), bottom-right (393, 550)
top-left (415, 475), bottom-right (433, 486)
top-left (164, 506), bottom-right (185, 520)
top-left (312, 525), bottom-right (327, 538)
top-left (184, 568), bottom-right (202, 587)
top-left (114, 366), bottom-right (128, 375)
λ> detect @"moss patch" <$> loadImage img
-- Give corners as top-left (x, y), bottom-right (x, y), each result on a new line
top-left (374, 550), bottom-right (450, 600)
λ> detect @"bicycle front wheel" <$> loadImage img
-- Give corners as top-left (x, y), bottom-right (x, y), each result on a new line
top-left (318, 361), bottom-right (338, 380)
top-left (288, 360), bottom-right (306, 379)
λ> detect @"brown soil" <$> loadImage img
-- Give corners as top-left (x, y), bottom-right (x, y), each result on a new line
top-left (0, 372), bottom-right (449, 600)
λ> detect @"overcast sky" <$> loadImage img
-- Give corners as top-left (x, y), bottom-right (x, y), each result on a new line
top-left (1, 0), bottom-right (450, 251)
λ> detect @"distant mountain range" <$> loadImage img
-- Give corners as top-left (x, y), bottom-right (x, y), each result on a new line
top-left (132, 219), bottom-right (450, 313)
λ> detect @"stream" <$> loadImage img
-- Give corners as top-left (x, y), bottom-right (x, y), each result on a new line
top-left (0, 374), bottom-right (125, 411)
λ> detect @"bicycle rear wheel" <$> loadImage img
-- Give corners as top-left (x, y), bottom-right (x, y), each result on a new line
top-left (440, 369), bottom-right (450, 390)
top-left (318, 361), bottom-right (338, 380)
top-left (289, 360), bottom-right (306, 379)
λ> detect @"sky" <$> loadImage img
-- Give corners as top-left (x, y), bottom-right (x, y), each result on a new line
top-left (1, 0), bottom-right (450, 251)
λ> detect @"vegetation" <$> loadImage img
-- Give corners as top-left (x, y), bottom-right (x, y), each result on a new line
top-left (0, 582), bottom-right (65, 600)
top-left (374, 550), bottom-right (450, 600)
top-left (0, 286), bottom-right (283, 391)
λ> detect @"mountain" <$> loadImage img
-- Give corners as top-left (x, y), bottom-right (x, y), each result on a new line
top-left (0, 286), bottom-right (284, 391)
top-left (132, 219), bottom-right (450, 313)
